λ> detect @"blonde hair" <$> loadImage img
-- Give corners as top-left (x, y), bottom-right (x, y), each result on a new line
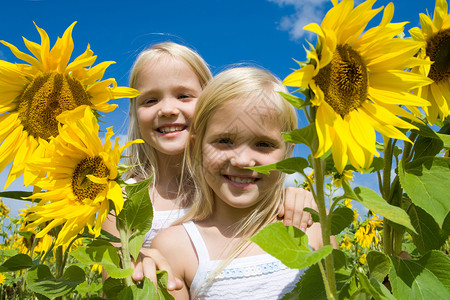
top-left (125, 42), bottom-right (212, 181)
top-left (181, 67), bottom-right (297, 289)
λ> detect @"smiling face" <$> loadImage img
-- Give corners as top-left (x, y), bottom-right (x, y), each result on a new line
top-left (135, 56), bottom-right (202, 156)
top-left (201, 94), bottom-right (286, 211)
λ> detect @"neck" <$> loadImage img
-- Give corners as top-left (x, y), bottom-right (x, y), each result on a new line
top-left (152, 151), bottom-right (192, 208)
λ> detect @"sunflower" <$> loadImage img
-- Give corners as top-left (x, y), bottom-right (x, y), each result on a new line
top-left (283, 0), bottom-right (433, 173)
top-left (409, 0), bottom-right (450, 124)
top-left (22, 106), bottom-right (142, 246)
top-left (0, 22), bottom-right (140, 188)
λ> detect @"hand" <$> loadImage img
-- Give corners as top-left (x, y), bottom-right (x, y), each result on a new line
top-left (279, 187), bottom-right (316, 232)
top-left (132, 248), bottom-right (183, 291)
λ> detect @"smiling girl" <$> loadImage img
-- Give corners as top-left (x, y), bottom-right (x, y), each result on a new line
top-left (150, 67), bottom-right (323, 299)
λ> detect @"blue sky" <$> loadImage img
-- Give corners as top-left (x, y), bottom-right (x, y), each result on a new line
top-left (0, 0), bottom-right (437, 217)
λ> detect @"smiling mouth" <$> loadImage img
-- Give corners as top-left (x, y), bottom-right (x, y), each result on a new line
top-left (157, 125), bottom-right (186, 134)
top-left (226, 175), bottom-right (259, 184)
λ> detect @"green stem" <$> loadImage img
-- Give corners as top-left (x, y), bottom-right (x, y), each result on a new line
top-left (383, 222), bottom-right (392, 256)
top-left (382, 138), bottom-right (393, 202)
top-left (55, 246), bottom-right (64, 278)
top-left (117, 220), bottom-right (134, 287)
top-left (313, 157), bottom-right (337, 300)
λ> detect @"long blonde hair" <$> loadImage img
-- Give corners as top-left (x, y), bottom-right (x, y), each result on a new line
top-left (125, 42), bottom-right (212, 181)
top-left (181, 67), bottom-right (297, 288)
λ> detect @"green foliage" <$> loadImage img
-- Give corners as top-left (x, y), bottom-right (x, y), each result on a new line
top-left (279, 91), bottom-right (306, 109)
top-left (408, 205), bottom-right (448, 255)
top-left (389, 251), bottom-right (450, 299)
top-left (399, 156), bottom-right (450, 226)
top-left (342, 181), bottom-right (416, 233)
top-left (0, 253), bottom-right (33, 272)
top-left (119, 176), bottom-right (154, 259)
top-left (248, 157), bottom-right (309, 175)
top-left (330, 207), bottom-right (354, 235)
top-left (367, 251), bottom-right (390, 283)
top-left (282, 124), bottom-right (316, 149)
top-left (283, 250), bottom-right (352, 300)
top-left (70, 240), bottom-right (133, 279)
top-left (26, 264), bottom-right (85, 299)
top-left (250, 222), bottom-right (333, 269)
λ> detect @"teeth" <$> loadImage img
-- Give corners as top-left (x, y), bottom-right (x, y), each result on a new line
top-left (159, 126), bottom-right (184, 133)
top-left (229, 176), bottom-right (255, 184)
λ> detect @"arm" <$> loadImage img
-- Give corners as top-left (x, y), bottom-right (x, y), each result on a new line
top-left (279, 187), bottom-right (315, 231)
top-left (150, 226), bottom-right (192, 299)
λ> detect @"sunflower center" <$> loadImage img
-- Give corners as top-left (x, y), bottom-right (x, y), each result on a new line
top-left (16, 72), bottom-right (91, 141)
top-left (314, 45), bottom-right (368, 117)
top-left (72, 156), bottom-right (110, 202)
top-left (426, 28), bottom-right (450, 83)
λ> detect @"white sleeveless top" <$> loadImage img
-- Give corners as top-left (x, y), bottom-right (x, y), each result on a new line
top-left (183, 221), bottom-right (304, 300)
top-left (125, 178), bottom-right (189, 248)
top-left (141, 208), bottom-right (189, 248)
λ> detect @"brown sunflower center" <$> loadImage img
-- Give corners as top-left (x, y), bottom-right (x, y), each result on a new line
top-left (313, 45), bottom-right (368, 117)
top-left (72, 156), bottom-right (110, 202)
top-left (16, 72), bottom-right (91, 141)
top-left (426, 28), bottom-right (450, 83)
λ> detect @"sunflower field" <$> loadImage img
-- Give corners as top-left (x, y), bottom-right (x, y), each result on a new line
top-left (1, 0), bottom-right (450, 299)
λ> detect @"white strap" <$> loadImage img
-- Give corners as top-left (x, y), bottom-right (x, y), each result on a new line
top-left (182, 221), bottom-right (210, 263)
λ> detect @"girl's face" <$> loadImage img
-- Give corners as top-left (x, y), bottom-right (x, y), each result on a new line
top-left (201, 94), bottom-right (286, 210)
top-left (135, 56), bottom-right (202, 156)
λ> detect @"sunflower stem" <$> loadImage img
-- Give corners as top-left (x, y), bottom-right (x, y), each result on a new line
top-left (55, 245), bottom-right (64, 278)
top-left (117, 220), bottom-right (134, 287)
top-left (312, 157), bottom-right (337, 299)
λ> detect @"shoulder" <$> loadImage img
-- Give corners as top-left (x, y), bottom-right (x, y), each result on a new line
top-left (152, 224), bottom-right (189, 250)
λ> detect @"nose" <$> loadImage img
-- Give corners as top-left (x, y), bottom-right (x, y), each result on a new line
top-left (158, 98), bottom-right (180, 117)
top-left (230, 146), bottom-right (256, 168)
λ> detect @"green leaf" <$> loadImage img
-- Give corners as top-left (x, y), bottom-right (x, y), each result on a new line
top-left (358, 271), bottom-right (396, 300)
top-left (436, 133), bottom-right (450, 149)
top-left (408, 205), bottom-right (446, 255)
top-left (121, 176), bottom-right (154, 259)
top-left (26, 265), bottom-right (85, 299)
top-left (75, 281), bottom-right (102, 298)
top-left (398, 156), bottom-right (450, 226)
top-left (282, 124), bottom-right (316, 149)
top-left (330, 207), bottom-right (354, 235)
top-left (157, 270), bottom-right (175, 300)
top-left (304, 207), bottom-right (320, 223)
top-left (0, 253), bottom-right (33, 272)
top-left (0, 191), bottom-right (34, 200)
top-left (0, 249), bottom-right (19, 258)
top-left (283, 250), bottom-right (352, 300)
top-left (118, 277), bottom-right (159, 300)
top-left (367, 251), bottom-right (390, 282)
top-left (390, 250), bottom-right (450, 299)
top-left (279, 91), bottom-right (306, 109)
top-left (367, 157), bottom-right (385, 173)
top-left (78, 229), bottom-right (121, 243)
top-left (69, 240), bottom-right (133, 279)
top-left (342, 182), bottom-right (416, 234)
top-left (250, 222), bottom-right (332, 269)
top-left (248, 157), bottom-right (309, 175)
top-left (103, 277), bottom-right (126, 299)
top-left (413, 135), bottom-right (443, 159)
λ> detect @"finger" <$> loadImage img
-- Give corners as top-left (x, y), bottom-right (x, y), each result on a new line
top-left (299, 190), bottom-right (313, 231)
top-left (141, 255), bottom-right (158, 289)
top-left (131, 257), bottom-right (144, 282)
top-left (145, 249), bottom-right (181, 291)
top-left (277, 202), bottom-right (284, 218)
top-left (283, 187), bottom-right (296, 226)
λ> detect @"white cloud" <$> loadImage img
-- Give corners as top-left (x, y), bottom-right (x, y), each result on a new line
top-left (268, 0), bottom-right (330, 40)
